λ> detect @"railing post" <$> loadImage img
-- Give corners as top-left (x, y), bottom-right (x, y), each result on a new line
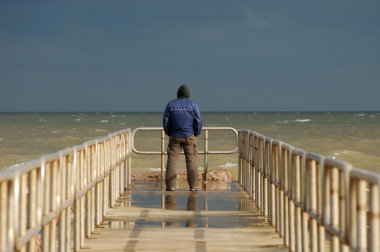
top-left (272, 142), bottom-right (281, 233)
top-left (288, 152), bottom-right (295, 252)
top-left (95, 141), bottom-right (101, 227)
top-left (293, 153), bottom-right (302, 252)
top-left (0, 180), bottom-right (8, 251)
top-left (268, 140), bottom-right (274, 224)
top-left (85, 145), bottom-right (91, 239)
top-left (161, 129), bottom-right (165, 190)
top-left (128, 130), bottom-right (132, 187)
top-left (357, 179), bottom-right (367, 251)
top-left (317, 159), bottom-right (326, 252)
top-left (42, 161), bottom-right (50, 252)
top-left (256, 134), bottom-right (260, 208)
top-left (73, 148), bottom-right (82, 251)
top-left (369, 183), bottom-right (379, 252)
top-left (238, 131), bottom-right (242, 185)
top-left (330, 167), bottom-right (339, 252)
top-left (300, 152), bottom-right (309, 252)
top-left (249, 131), bottom-right (252, 197)
top-left (203, 129), bottom-right (209, 183)
top-left (308, 159), bottom-right (317, 252)
top-left (282, 147), bottom-right (290, 247)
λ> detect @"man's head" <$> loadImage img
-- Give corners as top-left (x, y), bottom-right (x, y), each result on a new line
top-left (177, 84), bottom-right (191, 98)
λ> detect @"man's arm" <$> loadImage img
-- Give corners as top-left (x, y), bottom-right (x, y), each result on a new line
top-left (163, 104), bottom-right (171, 136)
top-left (193, 104), bottom-right (202, 137)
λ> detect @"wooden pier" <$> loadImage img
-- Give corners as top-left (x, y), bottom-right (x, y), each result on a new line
top-left (1, 127), bottom-right (380, 252)
top-left (83, 181), bottom-right (287, 252)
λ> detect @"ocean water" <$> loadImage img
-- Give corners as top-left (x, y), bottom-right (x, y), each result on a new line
top-left (0, 112), bottom-right (379, 174)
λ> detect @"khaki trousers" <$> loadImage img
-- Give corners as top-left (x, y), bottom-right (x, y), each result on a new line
top-left (165, 136), bottom-right (198, 189)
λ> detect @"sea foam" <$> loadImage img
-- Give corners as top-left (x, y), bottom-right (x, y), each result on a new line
top-left (218, 162), bottom-right (237, 169)
top-left (295, 119), bottom-right (311, 123)
top-left (96, 129), bottom-right (107, 132)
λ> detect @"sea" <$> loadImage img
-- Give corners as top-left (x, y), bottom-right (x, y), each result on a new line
top-left (1, 112), bottom-right (380, 175)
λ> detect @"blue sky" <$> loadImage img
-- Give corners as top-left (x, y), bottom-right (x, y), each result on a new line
top-left (0, 0), bottom-right (379, 112)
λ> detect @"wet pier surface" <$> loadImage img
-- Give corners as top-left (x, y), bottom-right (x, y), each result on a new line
top-left (84, 180), bottom-right (287, 251)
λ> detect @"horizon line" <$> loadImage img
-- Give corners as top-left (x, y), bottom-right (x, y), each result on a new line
top-left (0, 110), bottom-right (379, 113)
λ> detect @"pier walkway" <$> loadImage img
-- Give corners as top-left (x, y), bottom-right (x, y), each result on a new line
top-left (1, 127), bottom-right (380, 252)
top-left (84, 181), bottom-right (287, 252)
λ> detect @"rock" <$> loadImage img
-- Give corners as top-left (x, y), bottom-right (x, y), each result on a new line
top-left (131, 170), bottom-right (234, 182)
top-left (206, 170), bottom-right (232, 182)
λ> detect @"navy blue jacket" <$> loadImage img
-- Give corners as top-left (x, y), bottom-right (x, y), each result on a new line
top-left (163, 97), bottom-right (202, 138)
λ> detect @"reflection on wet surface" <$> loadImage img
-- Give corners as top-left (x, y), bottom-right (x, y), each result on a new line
top-left (103, 180), bottom-right (265, 229)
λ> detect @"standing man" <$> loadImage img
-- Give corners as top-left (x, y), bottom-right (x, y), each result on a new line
top-left (163, 84), bottom-right (202, 191)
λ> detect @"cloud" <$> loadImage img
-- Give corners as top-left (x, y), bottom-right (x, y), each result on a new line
top-left (0, 1), bottom-right (379, 111)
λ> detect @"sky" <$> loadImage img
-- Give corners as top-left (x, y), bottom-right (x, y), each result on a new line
top-left (0, 0), bottom-right (379, 112)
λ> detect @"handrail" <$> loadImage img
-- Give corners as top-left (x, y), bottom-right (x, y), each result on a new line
top-left (238, 128), bottom-right (380, 252)
top-left (0, 129), bottom-right (132, 252)
top-left (132, 127), bottom-right (238, 183)
top-left (132, 127), bottom-right (238, 154)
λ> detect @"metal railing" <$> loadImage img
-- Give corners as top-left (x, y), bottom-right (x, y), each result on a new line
top-left (132, 127), bottom-right (238, 182)
top-left (0, 129), bottom-right (132, 252)
top-left (2, 126), bottom-right (379, 252)
top-left (238, 129), bottom-right (380, 252)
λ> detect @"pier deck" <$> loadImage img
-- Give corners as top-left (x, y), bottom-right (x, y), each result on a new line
top-left (84, 181), bottom-right (287, 252)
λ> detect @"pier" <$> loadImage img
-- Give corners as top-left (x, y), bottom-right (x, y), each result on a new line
top-left (83, 180), bottom-right (286, 252)
top-left (1, 127), bottom-right (380, 252)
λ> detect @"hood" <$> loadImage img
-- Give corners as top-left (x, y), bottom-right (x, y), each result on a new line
top-left (177, 84), bottom-right (191, 98)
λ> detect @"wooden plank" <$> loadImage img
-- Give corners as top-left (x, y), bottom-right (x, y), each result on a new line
top-left (104, 206), bottom-right (267, 219)
top-left (84, 227), bottom-right (287, 252)
top-left (84, 181), bottom-right (288, 251)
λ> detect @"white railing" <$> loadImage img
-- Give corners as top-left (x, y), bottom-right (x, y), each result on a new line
top-left (132, 127), bottom-right (238, 182)
top-left (238, 129), bottom-right (380, 252)
top-left (0, 129), bottom-right (132, 252)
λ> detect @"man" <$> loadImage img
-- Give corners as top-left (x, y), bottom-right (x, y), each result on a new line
top-left (163, 84), bottom-right (202, 191)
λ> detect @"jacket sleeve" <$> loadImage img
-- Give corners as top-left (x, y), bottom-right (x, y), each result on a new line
top-left (193, 104), bottom-right (202, 137)
top-left (163, 103), bottom-right (171, 136)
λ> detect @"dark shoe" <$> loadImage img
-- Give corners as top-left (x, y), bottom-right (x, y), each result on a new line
top-left (166, 187), bottom-right (175, 191)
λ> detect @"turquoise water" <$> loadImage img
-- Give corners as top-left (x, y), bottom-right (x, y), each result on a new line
top-left (0, 112), bottom-right (379, 173)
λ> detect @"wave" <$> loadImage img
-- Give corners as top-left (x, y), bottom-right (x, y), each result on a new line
top-left (100, 120), bottom-right (109, 123)
top-left (96, 129), bottom-right (108, 132)
top-left (330, 150), bottom-right (380, 172)
top-left (275, 119), bottom-right (311, 124)
top-left (275, 120), bottom-right (290, 124)
top-left (3, 162), bottom-right (25, 171)
top-left (354, 113), bottom-right (377, 119)
top-left (147, 168), bottom-right (161, 172)
top-left (218, 162), bottom-right (238, 169)
top-left (295, 119), bottom-right (311, 123)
